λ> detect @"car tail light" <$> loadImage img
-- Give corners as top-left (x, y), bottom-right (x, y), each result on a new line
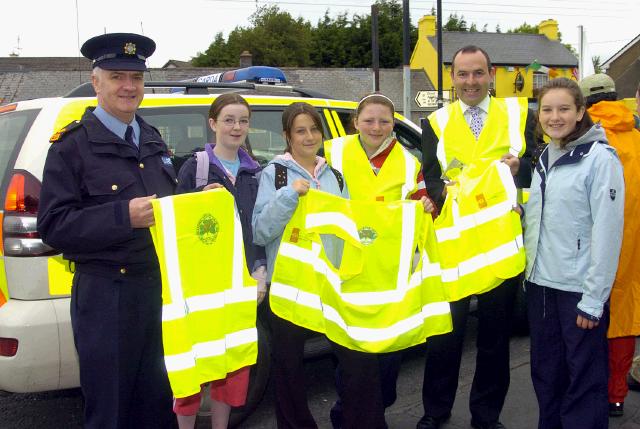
top-left (0, 338), bottom-right (18, 357)
top-left (3, 170), bottom-right (55, 256)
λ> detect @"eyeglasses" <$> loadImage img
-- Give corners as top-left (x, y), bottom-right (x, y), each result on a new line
top-left (220, 118), bottom-right (250, 127)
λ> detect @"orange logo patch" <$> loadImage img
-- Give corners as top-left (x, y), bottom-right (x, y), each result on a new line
top-left (290, 228), bottom-right (300, 243)
top-left (475, 194), bottom-right (487, 208)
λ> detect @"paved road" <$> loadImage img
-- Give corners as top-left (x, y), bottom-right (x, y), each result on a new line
top-left (2, 318), bottom-right (640, 428)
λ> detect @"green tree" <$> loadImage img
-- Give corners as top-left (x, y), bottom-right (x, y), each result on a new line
top-left (443, 13), bottom-right (467, 31)
top-left (508, 22), bottom-right (538, 34)
top-left (192, 6), bottom-right (313, 67)
top-left (592, 55), bottom-right (603, 73)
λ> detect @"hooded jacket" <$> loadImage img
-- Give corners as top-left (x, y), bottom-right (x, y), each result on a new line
top-left (589, 101), bottom-right (640, 336)
top-left (252, 155), bottom-right (349, 282)
top-left (524, 124), bottom-right (625, 319)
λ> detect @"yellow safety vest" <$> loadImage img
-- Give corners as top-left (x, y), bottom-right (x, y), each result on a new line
top-left (325, 135), bottom-right (421, 201)
top-left (270, 189), bottom-right (452, 353)
top-left (435, 161), bottom-right (525, 301)
top-left (150, 189), bottom-right (258, 399)
top-left (428, 97), bottom-right (528, 172)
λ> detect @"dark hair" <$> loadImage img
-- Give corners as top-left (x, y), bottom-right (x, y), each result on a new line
top-left (537, 77), bottom-right (594, 148)
top-left (451, 45), bottom-right (492, 73)
top-left (355, 93), bottom-right (395, 120)
top-left (281, 102), bottom-right (324, 153)
top-left (208, 93), bottom-right (251, 120)
top-left (585, 91), bottom-right (617, 108)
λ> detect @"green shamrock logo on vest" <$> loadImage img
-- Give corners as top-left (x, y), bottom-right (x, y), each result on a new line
top-left (197, 213), bottom-right (219, 245)
top-left (358, 226), bottom-right (378, 246)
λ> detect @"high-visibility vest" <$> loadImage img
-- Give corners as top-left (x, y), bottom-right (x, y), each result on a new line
top-left (324, 134), bottom-right (421, 201)
top-left (428, 97), bottom-right (528, 173)
top-left (270, 189), bottom-right (452, 353)
top-left (150, 189), bottom-right (258, 399)
top-left (434, 161), bottom-right (525, 301)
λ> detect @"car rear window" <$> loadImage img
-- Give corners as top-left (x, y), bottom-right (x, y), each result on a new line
top-left (0, 109), bottom-right (39, 193)
top-left (139, 105), bottom-right (332, 171)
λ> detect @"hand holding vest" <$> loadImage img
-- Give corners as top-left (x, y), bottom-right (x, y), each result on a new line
top-left (270, 189), bottom-right (452, 353)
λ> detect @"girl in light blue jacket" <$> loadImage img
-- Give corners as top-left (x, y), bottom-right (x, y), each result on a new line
top-left (524, 78), bottom-right (624, 429)
top-left (252, 102), bottom-right (387, 429)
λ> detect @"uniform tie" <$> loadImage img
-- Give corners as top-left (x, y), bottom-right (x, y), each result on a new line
top-left (124, 125), bottom-right (137, 148)
top-left (468, 106), bottom-right (483, 139)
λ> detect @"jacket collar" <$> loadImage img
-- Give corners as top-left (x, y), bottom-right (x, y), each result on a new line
top-left (204, 143), bottom-right (260, 175)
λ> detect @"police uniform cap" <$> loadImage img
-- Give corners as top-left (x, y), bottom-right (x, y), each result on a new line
top-left (81, 33), bottom-right (155, 71)
top-left (579, 73), bottom-right (616, 97)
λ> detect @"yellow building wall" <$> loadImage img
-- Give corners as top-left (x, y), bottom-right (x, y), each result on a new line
top-left (493, 66), bottom-right (575, 98)
top-left (409, 15), bottom-right (576, 100)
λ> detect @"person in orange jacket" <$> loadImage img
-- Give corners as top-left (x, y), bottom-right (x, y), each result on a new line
top-left (579, 74), bottom-right (640, 417)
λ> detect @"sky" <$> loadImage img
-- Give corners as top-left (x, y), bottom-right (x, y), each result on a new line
top-left (2, 0), bottom-right (638, 68)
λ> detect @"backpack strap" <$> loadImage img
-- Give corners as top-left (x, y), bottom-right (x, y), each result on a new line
top-left (274, 163), bottom-right (344, 192)
top-left (195, 151), bottom-right (209, 188)
top-left (330, 167), bottom-right (344, 192)
top-left (274, 163), bottom-right (288, 190)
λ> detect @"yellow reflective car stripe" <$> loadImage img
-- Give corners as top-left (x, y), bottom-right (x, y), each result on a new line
top-left (323, 109), bottom-right (338, 138)
top-left (47, 255), bottom-right (74, 296)
top-left (331, 110), bottom-right (346, 136)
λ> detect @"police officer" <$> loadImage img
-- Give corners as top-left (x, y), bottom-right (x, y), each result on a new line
top-left (37, 33), bottom-right (178, 429)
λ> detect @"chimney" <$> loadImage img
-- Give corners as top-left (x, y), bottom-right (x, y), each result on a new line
top-left (538, 19), bottom-right (558, 41)
top-left (418, 15), bottom-right (436, 40)
top-left (240, 51), bottom-right (252, 68)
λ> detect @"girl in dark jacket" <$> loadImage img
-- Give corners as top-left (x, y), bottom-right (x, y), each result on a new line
top-left (175, 93), bottom-right (266, 429)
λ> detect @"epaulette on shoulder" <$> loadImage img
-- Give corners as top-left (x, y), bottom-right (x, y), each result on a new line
top-left (49, 120), bottom-right (82, 144)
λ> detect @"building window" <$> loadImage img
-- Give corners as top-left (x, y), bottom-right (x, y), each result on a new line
top-left (532, 72), bottom-right (549, 97)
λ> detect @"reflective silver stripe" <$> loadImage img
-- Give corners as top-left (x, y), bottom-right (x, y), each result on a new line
top-left (495, 160), bottom-right (518, 206)
top-left (434, 107), bottom-right (451, 170)
top-left (322, 301), bottom-right (450, 342)
top-left (435, 162), bottom-right (517, 242)
top-left (396, 203), bottom-right (416, 287)
top-left (159, 195), bottom-right (254, 322)
top-left (162, 287), bottom-right (257, 321)
top-left (231, 208), bottom-right (244, 290)
top-left (159, 198), bottom-right (185, 315)
top-left (306, 212), bottom-right (360, 243)
top-left (436, 201), bottom-right (512, 242)
top-left (277, 202), bottom-right (420, 305)
top-left (271, 282), bottom-right (450, 342)
top-left (505, 98), bottom-right (524, 156)
top-left (440, 235), bottom-right (523, 282)
top-left (400, 147), bottom-right (418, 199)
top-left (278, 242), bottom-right (421, 305)
top-left (164, 328), bottom-right (257, 372)
top-left (329, 137), bottom-right (346, 173)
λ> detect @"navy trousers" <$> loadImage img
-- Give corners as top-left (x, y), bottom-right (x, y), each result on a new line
top-left (421, 277), bottom-right (517, 424)
top-left (526, 281), bottom-right (609, 429)
top-left (269, 309), bottom-right (385, 429)
top-left (331, 350), bottom-right (401, 428)
top-left (71, 270), bottom-right (176, 429)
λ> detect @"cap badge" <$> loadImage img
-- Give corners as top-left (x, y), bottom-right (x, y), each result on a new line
top-left (123, 42), bottom-right (137, 55)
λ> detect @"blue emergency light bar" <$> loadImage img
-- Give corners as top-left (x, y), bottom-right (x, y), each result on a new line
top-left (195, 66), bottom-right (287, 85)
